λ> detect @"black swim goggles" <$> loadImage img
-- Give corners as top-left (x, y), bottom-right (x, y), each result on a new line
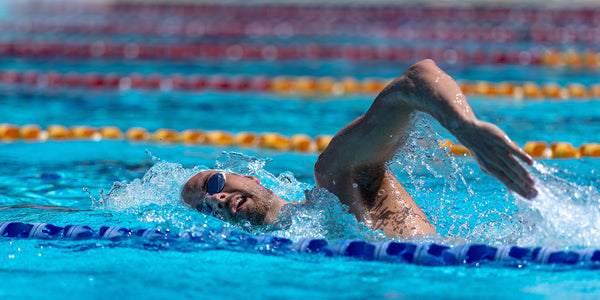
top-left (198, 172), bottom-right (227, 216)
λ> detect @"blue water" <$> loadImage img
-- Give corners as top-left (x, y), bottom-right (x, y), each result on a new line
top-left (2, 57), bottom-right (600, 84)
top-left (2, 1), bottom-right (600, 299)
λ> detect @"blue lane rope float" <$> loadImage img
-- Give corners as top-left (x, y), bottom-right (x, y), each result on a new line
top-left (1, 221), bottom-right (599, 267)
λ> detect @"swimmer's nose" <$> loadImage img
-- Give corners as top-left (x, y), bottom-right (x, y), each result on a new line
top-left (204, 193), bottom-right (231, 216)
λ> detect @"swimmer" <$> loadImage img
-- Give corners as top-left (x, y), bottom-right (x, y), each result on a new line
top-left (181, 59), bottom-right (538, 238)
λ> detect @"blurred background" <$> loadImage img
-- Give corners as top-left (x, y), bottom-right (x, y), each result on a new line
top-left (2, 0), bottom-right (600, 140)
top-left (1, 0), bottom-right (599, 197)
top-left (1, 1), bottom-right (600, 299)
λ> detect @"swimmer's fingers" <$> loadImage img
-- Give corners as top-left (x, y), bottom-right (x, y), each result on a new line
top-left (455, 119), bottom-right (537, 198)
top-left (501, 152), bottom-right (535, 186)
top-left (497, 157), bottom-right (537, 199)
top-left (492, 133), bottom-right (537, 195)
top-left (487, 136), bottom-right (535, 183)
top-left (479, 156), bottom-right (536, 199)
top-left (491, 167), bottom-right (532, 199)
top-left (506, 140), bottom-right (534, 166)
top-left (466, 131), bottom-right (536, 198)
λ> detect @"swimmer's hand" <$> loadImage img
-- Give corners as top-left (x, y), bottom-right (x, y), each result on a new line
top-left (454, 120), bottom-right (537, 199)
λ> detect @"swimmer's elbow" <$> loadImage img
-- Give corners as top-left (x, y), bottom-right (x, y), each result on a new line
top-left (379, 58), bottom-right (448, 114)
top-left (313, 153), bottom-right (329, 188)
top-left (314, 151), bottom-right (342, 190)
top-left (410, 58), bottom-right (439, 72)
top-left (401, 59), bottom-right (441, 88)
top-left (377, 59), bottom-right (441, 108)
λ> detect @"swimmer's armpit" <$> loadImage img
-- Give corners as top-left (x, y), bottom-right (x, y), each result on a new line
top-left (0, 204), bottom-right (91, 212)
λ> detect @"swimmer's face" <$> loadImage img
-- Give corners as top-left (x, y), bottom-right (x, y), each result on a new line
top-left (181, 170), bottom-right (285, 225)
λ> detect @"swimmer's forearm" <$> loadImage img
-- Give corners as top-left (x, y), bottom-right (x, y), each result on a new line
top-left (379, 59), bottom-right (536, 198)
top-left (378, 59), bottom-right (477, 134)
top-left (320, 59), bottom-right (478, 168)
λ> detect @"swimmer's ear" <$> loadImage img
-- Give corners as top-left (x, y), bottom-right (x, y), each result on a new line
top-left (243, 175), bottom-right (260, 184)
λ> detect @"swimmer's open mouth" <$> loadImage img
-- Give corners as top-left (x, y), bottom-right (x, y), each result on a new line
top-left (232, 195), bottom-right (247, 215)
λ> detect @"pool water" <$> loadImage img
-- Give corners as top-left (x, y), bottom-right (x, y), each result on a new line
top-left (2, 1), bottom-right (600, 299)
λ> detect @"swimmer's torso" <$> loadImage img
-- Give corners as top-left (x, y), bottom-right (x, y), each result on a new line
top-left (315, 162), bottom-right (436, 238)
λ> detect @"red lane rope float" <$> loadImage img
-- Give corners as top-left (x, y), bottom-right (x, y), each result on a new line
top-left (3, 39), bottom-right (596, 68)
top-left (0, 39), bottom-right (588, 68)
top-left (14, 3), bottom-right (600, 26)
top-left (0, 20), bottom-right (527, 45)
top-left (3, 69), bottom-right (600, 100)
top-left (0, 123), bottom-right (599, 159)
top-left (7, 16), bottom-right (600, 46)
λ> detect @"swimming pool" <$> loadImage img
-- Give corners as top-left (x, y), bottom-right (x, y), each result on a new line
top-left (2, 1), bottom-right (600, 299)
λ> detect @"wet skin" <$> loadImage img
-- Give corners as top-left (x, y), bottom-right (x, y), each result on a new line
top-left (181, 170), bottom-right (286, 225)
top-left (182, 59), bottom-right (537, 238)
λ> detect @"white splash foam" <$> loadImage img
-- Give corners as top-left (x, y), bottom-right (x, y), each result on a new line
top-left (265, 188), bottom-right (387, 243)
top-left (510, 161), bottom-right (600, 247)
top-left (388, 113), bottom-right (600, 247)
top-left (96, 152), bottom-right (384, 241)
top-left (95, 117), bottom-right (600, 247)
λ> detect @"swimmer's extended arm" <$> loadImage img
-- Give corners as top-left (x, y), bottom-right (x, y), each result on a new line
top-left (316, 59), bottom-right (536, 208)
top-left (377, 59), bottom-right (536, 199)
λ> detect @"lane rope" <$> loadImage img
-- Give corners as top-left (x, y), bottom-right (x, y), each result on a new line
top-left (1, 221), bottom-right (599, 267)
top-left (2, 69), bottom-right (600, 100)
top-left (1, 40), bottom-right (598, 68)
top-left (3, 18), bottom-right (595, 46)
top-left (15, 2), bottom-right (600, 27)
top-left (0, 124), bottom-right (598, 159)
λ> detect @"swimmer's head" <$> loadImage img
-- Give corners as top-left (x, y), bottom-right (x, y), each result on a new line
top-left (180, 170), bottom-right (286, 225)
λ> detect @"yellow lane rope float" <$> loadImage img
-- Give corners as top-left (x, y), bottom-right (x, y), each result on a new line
top-left (2, 69), bottom-right (600, 100)
top-left (0, 124), bottom-right (598, 159)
